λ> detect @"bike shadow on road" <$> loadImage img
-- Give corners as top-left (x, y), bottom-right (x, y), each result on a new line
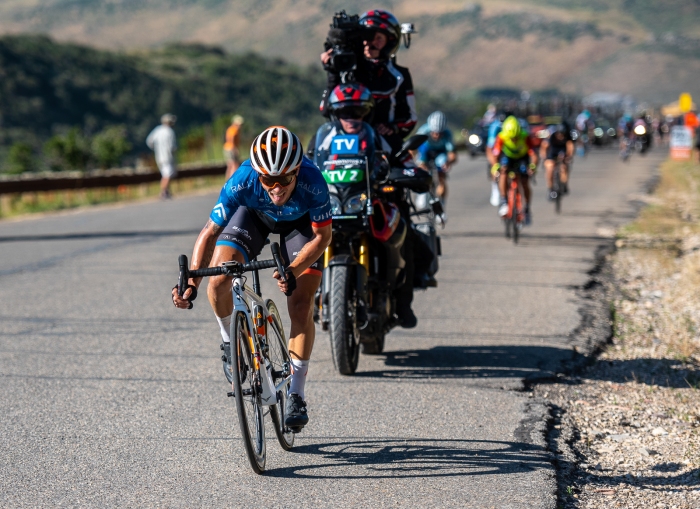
top-left (265, 437), bottom-right (550, 479)
top-left (353, 345), bottom-right (572, 381)
top-left (354, 346), bottom-right (698, 389)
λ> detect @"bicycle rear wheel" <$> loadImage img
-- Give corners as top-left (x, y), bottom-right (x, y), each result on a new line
top-left (231, 312), bottom-right (266, 473)
top-left (265, 299), bottom-right (294, 451)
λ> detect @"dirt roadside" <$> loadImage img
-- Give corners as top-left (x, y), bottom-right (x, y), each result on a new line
top-left (537, 159), bottom-right (700, 509)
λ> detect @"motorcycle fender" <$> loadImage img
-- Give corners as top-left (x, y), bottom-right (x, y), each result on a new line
top-left (325, 255), bottom-right (367, 304)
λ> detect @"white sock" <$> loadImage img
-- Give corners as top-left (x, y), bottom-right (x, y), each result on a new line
top-left (216, 314), bottom-right (232, 343)
top-left (288, 359), bottom-right (309, 400)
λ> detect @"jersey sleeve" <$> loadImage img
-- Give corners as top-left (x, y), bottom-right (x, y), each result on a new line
top-left (444, 131), bottom-right (455, 152)
top-left (492, 136), bottom-right (503, 156)
top-left (209, 165), bottom-right (252, 226)
top-left (393, 67), bottom-right (418, 138)
top-left (307, 165), bottom-right (332, 228)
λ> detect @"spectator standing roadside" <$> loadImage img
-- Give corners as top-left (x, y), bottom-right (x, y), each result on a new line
top-left (223, 115), bottom-right (244, 180)
top-left (146, 114), bottom-right (178, 199)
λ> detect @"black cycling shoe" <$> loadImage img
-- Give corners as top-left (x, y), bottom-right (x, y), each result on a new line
top-left (285, 393), bottom-right (309, 431)
top-left (396, 307), bottom-right (418, 329)
top-left (221, 342), bottom-right (233, 384)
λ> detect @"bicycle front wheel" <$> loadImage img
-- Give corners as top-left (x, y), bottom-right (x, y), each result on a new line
top-left (265, 299), bottom-right (294, 451)
top-left (231, 312), bottom-right (266, 473)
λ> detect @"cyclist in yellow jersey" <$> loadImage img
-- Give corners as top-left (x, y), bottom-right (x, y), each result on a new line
top-left (491, 116), bottom-right (538, 225)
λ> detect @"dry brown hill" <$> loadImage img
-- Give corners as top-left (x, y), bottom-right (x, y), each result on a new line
top-left (2, 0), bottom-right (699, 103)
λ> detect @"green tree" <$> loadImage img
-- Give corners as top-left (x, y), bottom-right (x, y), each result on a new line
top-left (44, 128), bottom-right (91, 171)
top-left (91, 125), bottom-right (131, 168)
top-left (6, 142), bottom-right (36, 174)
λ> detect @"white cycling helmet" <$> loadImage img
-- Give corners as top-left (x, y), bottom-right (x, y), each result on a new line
top-left (250, 126), bottom-right (303, 176)
top-left (427, 111), bottom-right (447, 133)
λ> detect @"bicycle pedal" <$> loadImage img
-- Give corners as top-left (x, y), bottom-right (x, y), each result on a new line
top-left (289, 426), bottom-right (304, 434)
top-left (221, 355), bottom-right (228, 362)
top-left (220, 344), bottom-right (224, 351)
top-left (227, 391), bottom-right (235, 398)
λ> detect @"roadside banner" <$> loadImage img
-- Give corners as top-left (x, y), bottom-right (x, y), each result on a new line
top-left (670, 125), bottom-right (693, 161)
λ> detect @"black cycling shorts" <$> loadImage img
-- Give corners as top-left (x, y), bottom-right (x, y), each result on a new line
top-left (546, 146), bottom-right (567, 161)
top-left (216, 207), bottom-right (322, 276)
top-left (500, 156), bottom-right (529, 174)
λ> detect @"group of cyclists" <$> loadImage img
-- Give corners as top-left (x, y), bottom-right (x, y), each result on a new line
top-left (170, 8), bottom-right (582, 435)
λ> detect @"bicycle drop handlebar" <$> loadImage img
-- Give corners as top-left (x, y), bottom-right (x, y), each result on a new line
top-left (177, 242), bottom-right (287, 298)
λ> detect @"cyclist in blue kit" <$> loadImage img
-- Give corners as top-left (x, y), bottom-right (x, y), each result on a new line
top-left (416, 111), bottom-right (457, 207)
top-left (171, 126), bottom-right (332, 432)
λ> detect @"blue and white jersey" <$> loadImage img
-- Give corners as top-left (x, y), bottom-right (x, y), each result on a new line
top-left (415, 124), bottom-right (454, 165)
top-left (210, 157), bottom-right (332, 228)
top-left (486, 120), bottom-right (502, 149)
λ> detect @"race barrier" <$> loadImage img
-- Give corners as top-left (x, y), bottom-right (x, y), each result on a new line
top-left (0, 161), bottom-right (226, 195)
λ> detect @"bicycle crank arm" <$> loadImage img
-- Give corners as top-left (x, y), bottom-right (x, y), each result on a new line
top-left (227, 388), bottom-right (254, 398)
top-left (275, 375), bottom-right (291, 394)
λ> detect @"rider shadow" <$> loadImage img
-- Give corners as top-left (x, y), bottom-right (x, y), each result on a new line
top-left (353, 345), bottom-right (572, 381)
top-left (266, 437), bottom-right (549, 479)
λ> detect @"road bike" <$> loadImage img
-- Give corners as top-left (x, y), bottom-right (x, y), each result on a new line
top-left (177, 242), bottom-right (294, 474)
top-left (550, 153), bottom-right (569, 215)
top-left (503, 168), bottom-right (524, 244)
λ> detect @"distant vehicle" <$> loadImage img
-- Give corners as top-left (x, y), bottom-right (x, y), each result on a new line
top-left (592, 119), bottom-right (616, 146)
top-left (463, 124), bottom-right (487, 157)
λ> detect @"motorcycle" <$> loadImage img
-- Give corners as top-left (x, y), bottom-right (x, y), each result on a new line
top-left (633, 123), bottom-right (650, 154)
top-left (312, 127), bottom-right (430, 375)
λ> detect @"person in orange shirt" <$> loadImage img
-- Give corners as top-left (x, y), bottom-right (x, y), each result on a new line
top-left (223, 115), bottom-right (244, 179)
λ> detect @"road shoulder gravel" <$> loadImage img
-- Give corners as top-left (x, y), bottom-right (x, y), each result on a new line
top-left (536, 160), bottom-right (700, 508)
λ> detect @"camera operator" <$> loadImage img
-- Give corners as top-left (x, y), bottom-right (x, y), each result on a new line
top-left (320, 9), bottom-right (417, 154)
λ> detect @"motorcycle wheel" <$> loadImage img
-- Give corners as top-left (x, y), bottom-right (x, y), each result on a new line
top-left (329, 266), bottom-right (360, 375)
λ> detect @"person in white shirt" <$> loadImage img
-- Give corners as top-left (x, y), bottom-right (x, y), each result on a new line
top-left (146, 114), bottom-right (178, 198)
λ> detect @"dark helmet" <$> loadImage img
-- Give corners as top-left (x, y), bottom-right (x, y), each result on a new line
top-left (328, 82), bottom-right (375, 120)
top-left (359, 9), bottom-right (401, 59)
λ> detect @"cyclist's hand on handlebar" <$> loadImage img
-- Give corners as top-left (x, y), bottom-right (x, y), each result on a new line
top-left (172, 282), bottom-right (197, 310)
top-left (273, 269), bottom-right (297, 297)
top-left (490, 163), bottom-right (501, 178)
top-left (528, 162), bottom-right (537, 176)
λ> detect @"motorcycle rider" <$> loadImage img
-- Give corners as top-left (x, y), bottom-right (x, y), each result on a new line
top-left (320, 9), bottom-right (417, 154)
top-left (309, 82), bottom-right (430, 328)
top-left (415, 111), bottom-right (457, 211)
top-left (171, 126), bottom-right (332, 432)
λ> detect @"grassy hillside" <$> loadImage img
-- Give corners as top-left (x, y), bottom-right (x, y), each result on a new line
top-left (0, 35), bottom-right (485, 172)
top-left (0, 1), bottom-right (699, 102)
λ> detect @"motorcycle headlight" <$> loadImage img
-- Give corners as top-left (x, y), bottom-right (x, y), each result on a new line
top-left (634, 125), bottom-right (646, 136)
top-left (330, 194), bottom-right (342, 216)
top-left (344, 193), bottom-right (367, 214)
top-left (468, 134), bottom-right (481, 145)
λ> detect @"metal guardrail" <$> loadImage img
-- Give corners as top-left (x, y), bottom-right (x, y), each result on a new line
top-left (0, 161), bottom-right (226, 195)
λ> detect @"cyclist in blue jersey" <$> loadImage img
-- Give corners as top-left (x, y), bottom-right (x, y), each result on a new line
top-left (416, 111), bottom-right (457, 206)
top-left (486, 113), bottom-right (505, 206)
top-left (172, 126), bottom-right (332, 432)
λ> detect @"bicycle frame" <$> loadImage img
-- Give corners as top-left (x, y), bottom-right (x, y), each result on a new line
top-left (506, 171), bottom-right (524, 223)
top-left (230, 270), bottom-right (291, 406)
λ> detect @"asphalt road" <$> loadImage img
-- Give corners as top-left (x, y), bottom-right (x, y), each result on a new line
top-left (0, 149), bottom-right (662, 508)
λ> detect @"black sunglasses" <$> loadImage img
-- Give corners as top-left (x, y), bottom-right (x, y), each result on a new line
top-left (335, 106), bottom-right (370, 120)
